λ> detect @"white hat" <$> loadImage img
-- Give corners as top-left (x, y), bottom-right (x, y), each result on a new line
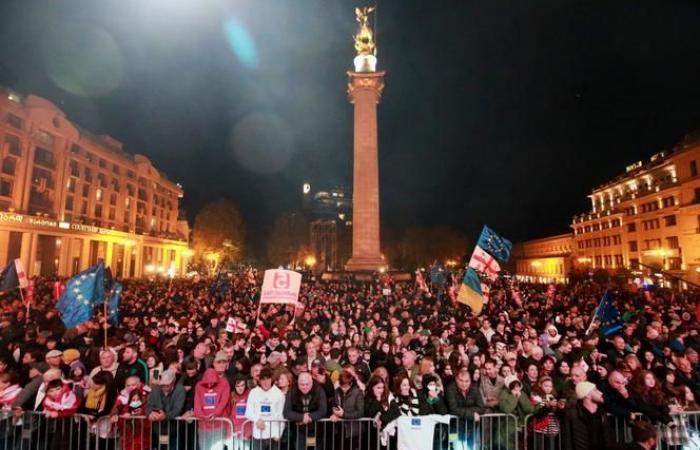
top-left (505, 375), bottom-right (521, 389)
top-left (575, 381), bottom-right (596, 399)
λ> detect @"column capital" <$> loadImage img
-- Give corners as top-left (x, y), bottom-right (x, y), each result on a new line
top-left (347, 71), bottom-right (385, 103)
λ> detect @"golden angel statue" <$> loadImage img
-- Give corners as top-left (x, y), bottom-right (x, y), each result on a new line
top-left (354, 6), bottom-right (376, 56)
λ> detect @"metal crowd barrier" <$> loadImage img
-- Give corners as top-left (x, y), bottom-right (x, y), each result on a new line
top-left (240, 418), bottom-right (378, 450)
top-left (89, 415), bottom-right (234, 450)
top-left (0, 410), bottom-right (92, 450)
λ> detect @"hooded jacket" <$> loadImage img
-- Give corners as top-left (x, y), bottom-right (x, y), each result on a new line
top-left (194, 368), bottom-right (231, 432)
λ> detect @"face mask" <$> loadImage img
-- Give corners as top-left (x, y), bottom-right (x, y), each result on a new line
top-left (129, 400), bottom-right (142, 409)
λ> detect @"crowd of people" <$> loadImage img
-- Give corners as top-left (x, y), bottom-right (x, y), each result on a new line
top-left (0, 270), bottom-right (698, 450)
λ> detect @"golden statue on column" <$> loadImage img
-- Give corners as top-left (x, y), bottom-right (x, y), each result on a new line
top-left (354, 6), bottom-right (376, 56)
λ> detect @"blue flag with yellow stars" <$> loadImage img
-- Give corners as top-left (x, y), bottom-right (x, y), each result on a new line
top-left (57, 263), bottom-right (105, 328)
top-left (597, 290), bottom-right (623, 336)
top-left (477, 225), bottom-right (513, 263)
top-left (108, 281), bottom-right (122, 326)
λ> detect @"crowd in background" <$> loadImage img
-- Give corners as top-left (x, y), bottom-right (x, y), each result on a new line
top-left (0, 271), bottom-right (698, 450)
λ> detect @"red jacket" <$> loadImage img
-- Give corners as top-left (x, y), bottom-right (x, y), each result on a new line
top-left (194, 369), bottom-right (230, 432)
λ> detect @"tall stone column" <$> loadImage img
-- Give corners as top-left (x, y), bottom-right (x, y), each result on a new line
top-left (345, 71), bottom-right (386, 271)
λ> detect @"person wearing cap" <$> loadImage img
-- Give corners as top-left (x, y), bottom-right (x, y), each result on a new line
top-left (212, 351), bottom-right (230, 383)
top-left (561, 381), bottom-right (614, 450)
top-left (147, 369), bottom-right (185, 448)
top-left (45, 349), bottom-right (65, 374)
top-left (246, 368), bottom-right (286, 450)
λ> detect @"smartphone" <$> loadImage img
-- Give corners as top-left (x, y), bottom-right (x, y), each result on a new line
top-left (153, 369), bottom-right (160, 380)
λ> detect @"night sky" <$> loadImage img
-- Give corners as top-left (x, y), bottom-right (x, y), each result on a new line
top-left (1, 0), bottom-right (700, 255)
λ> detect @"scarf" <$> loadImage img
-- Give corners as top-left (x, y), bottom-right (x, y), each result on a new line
top-left (85, 386), bottom-right (107, 411)
top-left (0, 384), bottom-right (21, 405)
top-left (43, 386), bottom-right (77, 411)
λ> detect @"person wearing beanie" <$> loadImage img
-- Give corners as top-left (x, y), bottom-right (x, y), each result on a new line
top-left (562, 381), bottom-right (615, 450)
top-left (496, 374), bottom-right (534, 448)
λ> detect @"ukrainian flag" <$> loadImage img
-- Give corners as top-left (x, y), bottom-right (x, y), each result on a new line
top-left (457, 267), bottom-right (485, 315)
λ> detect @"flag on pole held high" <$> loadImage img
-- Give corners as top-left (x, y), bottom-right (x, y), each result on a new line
top-left (477, 225), bottom-right (513, 263)
top-left (108, 281), bottom-right (123, 326)
top-left (457, 267), bottom-right (485, 315)
top-left (57, 263), bottom-right (105, 328)
top-left (468, 246), bottom-right (501, 281)
top-left (0, 259), bottom-right (28, 291)
top-left (596, 290), bottom-right (623, 336)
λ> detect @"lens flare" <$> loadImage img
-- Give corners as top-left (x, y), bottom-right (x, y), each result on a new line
top-left (223, 18), bottom-right (259, 70)
top-left (42, 23), bottom-right (124, 98)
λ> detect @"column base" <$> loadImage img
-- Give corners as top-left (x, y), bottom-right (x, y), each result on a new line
top-left (345, 255), bottom-right (386, 272)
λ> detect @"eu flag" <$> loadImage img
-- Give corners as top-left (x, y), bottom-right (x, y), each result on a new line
top-left (477, 225), bottom-right (513, 263)
top-left (57, 263), bottom-right (105, 328)
top-left (596, 290), bottom-right (623, 336)
top-left (108, 281), bottom-right (122, 326)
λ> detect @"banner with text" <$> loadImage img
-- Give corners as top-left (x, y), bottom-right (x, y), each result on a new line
top-left (260, 269), bottom-right (302, 305)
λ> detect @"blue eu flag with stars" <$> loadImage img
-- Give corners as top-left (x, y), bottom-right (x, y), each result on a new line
top-left (477, 225), bottom-right (513, 263)
top-left (108, 281), bottom-right (123, 326)
top-left (57, 263), bottom-right (105, 328)
top-left (596, 290), bottom-right (623, 336)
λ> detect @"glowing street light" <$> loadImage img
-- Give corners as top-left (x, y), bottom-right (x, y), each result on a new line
top-left (304, 255), bottom-right (317, 267)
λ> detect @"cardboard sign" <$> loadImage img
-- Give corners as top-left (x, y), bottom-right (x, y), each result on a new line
top-left (225, 317), bottom-right (236, 333)
top-left (260, 269), bottom-right (302, 305)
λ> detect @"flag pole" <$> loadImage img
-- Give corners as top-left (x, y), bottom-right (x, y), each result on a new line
top-left (103, 288), bottom-right (112, 351)
top-left (19, 288), bottom-right (28, 322)
top-left (585, 304), bottom-right (601, 336)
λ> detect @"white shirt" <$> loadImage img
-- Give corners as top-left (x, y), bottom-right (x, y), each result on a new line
top-left (245, 385), bottom-right (286, 439)
top-left (383, 414), bottom-right (451, 450)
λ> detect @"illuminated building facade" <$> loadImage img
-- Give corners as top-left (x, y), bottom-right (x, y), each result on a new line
top-left (0, 88), bottom-right (191, 278)
top-left (512, 234), bottom-right (573, 283)
top-left (303, 183), bottom-right (352, 271)
top-left (571, 134), bottom-right (700, 286)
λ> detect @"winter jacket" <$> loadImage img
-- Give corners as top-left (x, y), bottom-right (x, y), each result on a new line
top-left (284, 383), bottom-right (328, 426)
top-left (147, 383), bottom-right (186, 419)
top-left (444, 382), bottom-right (487, 420)
top-left (333, 384), bottom-right (365, 436)
top-left (561, 403), bottom-right (615, 450)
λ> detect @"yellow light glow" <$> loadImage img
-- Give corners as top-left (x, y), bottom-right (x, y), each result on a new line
top-left (531, 261), bottom-right (542, 268)
top-left (145, 264), bottom-right (155, 273)
top-left (445, 259), bottom-right (457, 267)
top-left (378, 266), bottom-right (386, 273)
top-left (182, 249), bottom-right (194, 257)
top-left (304, 255), bottom-right (317, 267)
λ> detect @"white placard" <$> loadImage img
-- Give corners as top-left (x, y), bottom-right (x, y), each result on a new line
top-left (260, 269), bottom-right (302, 305)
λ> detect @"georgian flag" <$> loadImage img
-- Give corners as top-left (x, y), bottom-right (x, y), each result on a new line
top-left (0, 259), bottom-right (28, 291)
top-left (468, 246), bottom-right (501, 281)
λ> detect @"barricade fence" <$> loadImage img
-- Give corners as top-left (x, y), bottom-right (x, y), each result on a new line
top-left (1, 410), bottom-right (698, 450)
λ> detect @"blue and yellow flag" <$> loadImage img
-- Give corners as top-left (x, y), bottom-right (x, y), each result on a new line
top-left (477, 225), bottom-right (512, 263)
top-left (57, 263), bottom-right (105, 328)
top-left (457, 267), bottom-right (484, 315)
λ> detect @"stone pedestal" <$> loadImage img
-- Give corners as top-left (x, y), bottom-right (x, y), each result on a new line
top-left (345, 70), bottom-right (386, 272)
